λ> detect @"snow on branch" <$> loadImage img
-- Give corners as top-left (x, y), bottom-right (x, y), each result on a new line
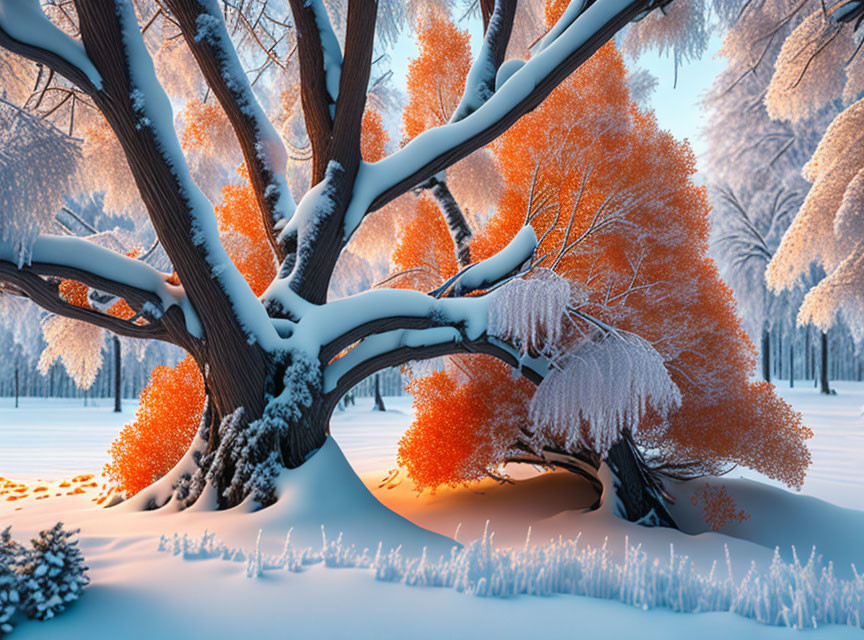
top-left (4, 235), bottom-right (187, 315)
top-left (488, 269), bottom-right (573, 355)
top-left (323, 327), bottom-right (462, 393)
top-left (307, 0), bottom-right (343, 107)
top-left (433, 225), bottom-right (537, 297)
top-left (529, 331), bottom-right (681, 456)
top-left (175, 0), bottom-right (297, 225)
top-left (344, 0), bottom-right (649, 238)
top-left (449, 0), bottom-right (517, 123)
top-left (112, 3), bottom-right (281, 350)
top-left (0, 0), bottom-right (102, 90)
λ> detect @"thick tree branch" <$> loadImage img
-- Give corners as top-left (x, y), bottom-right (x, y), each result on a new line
top-left (165, 0), bottom-right (296, 262)
top-left (451, 0), bottom-right (517, 122)
top-left (330, 0), bottom-right (377, 177)
top-left (288, 0), bottom-right (338, 182)
top-left (0, 261), bottom-right (182, 344)
top-left (345, 0), bottom-right (651, 236)
top-left (0, 2), bottom-right (102, 96)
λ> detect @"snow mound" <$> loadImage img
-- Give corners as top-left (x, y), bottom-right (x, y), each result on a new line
top-left (245, 437), bottom-right (456, 557)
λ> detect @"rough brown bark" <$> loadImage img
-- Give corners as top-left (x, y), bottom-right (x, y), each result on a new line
top-left (73, 1), bottom-right (272, 431)
top-left (165, 0), bottom-right (290, 262)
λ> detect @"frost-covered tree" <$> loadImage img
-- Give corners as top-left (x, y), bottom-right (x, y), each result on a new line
top-left (0, 0), bottom-right (731, 523)
top-left (740, 0), bottom-right (864, 342)
top-left (698, 0), bottom-right (839, 379)
top-left (0, 527), bottom-right (23, 634)
top-left (11, 523), bottom-right (88, 622)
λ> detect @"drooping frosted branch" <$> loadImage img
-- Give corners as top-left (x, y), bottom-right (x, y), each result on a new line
top-left (528, 331), bottom-right (681, 456)
top-left (0, 105), bottom-right (79, 265)
top-left (488, 269), bottom-right (573, 355)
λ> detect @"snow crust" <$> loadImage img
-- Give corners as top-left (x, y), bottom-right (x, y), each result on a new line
top-left (0, 0), bottom-right (102, 88)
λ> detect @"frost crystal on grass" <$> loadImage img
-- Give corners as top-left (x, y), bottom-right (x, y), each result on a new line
top-left (159, 527), bottom-right (864, 631)
top-left (489, 269), bottom-right (572, 355)
top-left (528, 332), bottom-right (681, 456)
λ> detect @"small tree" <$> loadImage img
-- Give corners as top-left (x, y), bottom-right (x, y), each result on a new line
top-left (0, 527), bottom-right (23, 634)
top-left (15, 524), bottom-right (89, 622)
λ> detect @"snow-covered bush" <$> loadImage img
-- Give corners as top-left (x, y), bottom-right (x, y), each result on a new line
top-left (16, 523), bottom-right (89, 622)
top-left (0, 527), bottom-right (22, 634)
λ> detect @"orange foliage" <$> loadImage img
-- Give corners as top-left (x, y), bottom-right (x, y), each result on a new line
top-left (58, 279), bottom-right (90, 308)
top-left (398, 360), bottom-right (534, 489)
top-left (214, 164), bottom-right (277, 296)
top-left (180, 100), bottom-right (230, 154)
top-left (395, 6), bottom-right (811, 492)
top-left (690, 483), bottom-right (751, 531)
top-left (403, 14), bottom-right (472, 140)
top-left (104, 356), bottom-right (205, 496)
top-left (391, 194), bottom-right (461, 287)
top-left (361, 108), bottom-right (389, 163)
top-left (59, 249), bottom-right (141, 319)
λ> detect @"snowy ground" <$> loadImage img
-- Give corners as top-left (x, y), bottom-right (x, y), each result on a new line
top-left (1, 382), bottom-right (863, 638)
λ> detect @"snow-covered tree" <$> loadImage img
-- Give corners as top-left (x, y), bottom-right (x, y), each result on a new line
top-left (394, 23), bottom-right (810, 526)
top-left (0, 0), bottom-right (745, 524)
top-left (15, 523), bottom-right (89, 622)
top-left (740, 0), bottom-right (864, 342)
top-left (0, 527), bottom-right (23, 634)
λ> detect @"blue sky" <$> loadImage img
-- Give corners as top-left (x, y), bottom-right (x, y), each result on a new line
top-left (386, 24), bottom-right (728, 173)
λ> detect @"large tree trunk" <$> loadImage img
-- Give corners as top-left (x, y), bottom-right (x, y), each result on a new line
top-left (171, 346), bottom-right (329, 510)
top-left (604, 432), bottom-right (676, 527)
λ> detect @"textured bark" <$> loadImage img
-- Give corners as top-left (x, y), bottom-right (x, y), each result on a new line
top-left (73, 1), bottom-right (272, 430)
top-left (165, 0), bottom-right (290, 262)
top-left (428, 177), bottom-right (473, 267)
top-left (604, 432), bottom-right (676, 527)
top-left (283, 0), bottom-right (378, 303)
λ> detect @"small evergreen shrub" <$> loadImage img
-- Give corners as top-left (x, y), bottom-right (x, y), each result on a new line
top-left (0, 523), bottom-right (89, 633)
